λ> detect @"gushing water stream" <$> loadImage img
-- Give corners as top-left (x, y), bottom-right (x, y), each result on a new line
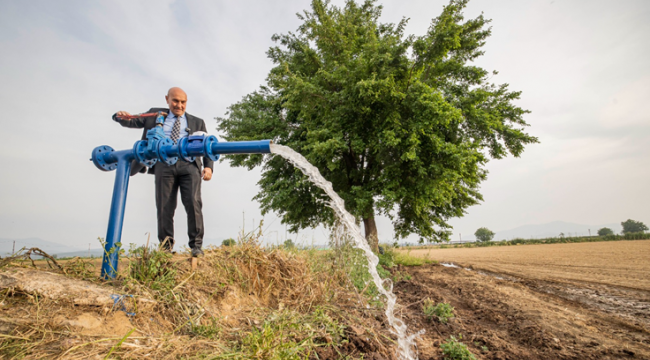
top-left (270, 144), bottom-right (422, 360)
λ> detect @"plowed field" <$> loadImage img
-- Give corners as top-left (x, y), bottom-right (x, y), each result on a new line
top-left (393, 240), bottom-right (650, 359)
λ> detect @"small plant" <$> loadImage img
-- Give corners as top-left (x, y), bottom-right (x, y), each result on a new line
top-left (61, 257), bottom-right (95, 280)
top-left (393, 271), bottom-right (412, 282)
top-left (127, 245), bottom-right (177, 293)
top-left (237, 308), bottom-right (344, 359)
top-left (222, 238), bottom-right (236, 246)
top-left (440, 335), bottom-right (476, 360)
top-left (191, 317), bottom-right (221, 339)
top-left (423, 299), bottom-right (455, 324)
top-left (378, 247), bottom-right (395, 267)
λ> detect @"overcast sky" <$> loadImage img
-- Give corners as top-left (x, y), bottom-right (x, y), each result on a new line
top-left (0, 0), bottom-right (648, 249)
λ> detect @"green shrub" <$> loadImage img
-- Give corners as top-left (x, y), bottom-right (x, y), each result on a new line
top-left (440, 335), bottom-right (476, 360)
top-left (423, 299), bottom-right (455, 324)
top-left (222, 238), bottom-right (236, 246)
top-left (127, 245), bottom-right (177, 293)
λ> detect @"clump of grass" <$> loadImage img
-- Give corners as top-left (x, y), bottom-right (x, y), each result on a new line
top-left (423, 299), bottom-right (455, 324)
top-left (393, 248), bottom-right (434, 266)
top-left (190, 316), bottom-right (221, 339)
top-left (237, 307), bottom-right (345, 359)
top-left (440, 335), bottom-right (476, 360)
top-left (61, 257), bottom-right (96, 280)
top-left (392, 271), bottom-right (412, 282)
top-left (378, 247), bottom-right (395, 267)
top-left (126, 244), bottom-right (177, 294)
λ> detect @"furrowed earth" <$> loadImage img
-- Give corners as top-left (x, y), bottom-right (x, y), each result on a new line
top-left (0, 239), bottom-right (648, 359)
top-left (396, 240), bottom-right (650, 359)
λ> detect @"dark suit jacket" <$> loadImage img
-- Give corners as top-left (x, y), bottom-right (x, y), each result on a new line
top-left (112, 107), bottom-right (214, 176)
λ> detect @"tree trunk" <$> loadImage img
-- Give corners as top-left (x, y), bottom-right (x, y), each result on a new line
top-left (363, 215), bottom-right (379, 253)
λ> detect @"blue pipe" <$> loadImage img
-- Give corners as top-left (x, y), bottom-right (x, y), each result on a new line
top-left (100, 150), bottom-right (134, 279)
top-left (212, 140), bottom-right (271, 154)
top-left (92, 133), bottom-right (272, 279)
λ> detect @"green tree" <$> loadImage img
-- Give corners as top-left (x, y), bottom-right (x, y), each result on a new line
top-left (597, 227), bottom-right (614, 236)
top-left (222, 238), bottom-right (236, 247)
top-left (621, 219), bottom-right (648, 234)
top-left (283, 239), bottom-right (296, 249)
top-left (218, 0), bottom-right (537, 252)
top-left (474, 227), bottom-right (494, 242)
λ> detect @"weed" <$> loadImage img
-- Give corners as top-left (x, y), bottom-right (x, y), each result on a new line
top-left (126, 244), bottom-right (177, 294)
top-left (191, 317), bottom-right (221, 339)
top-left (61, 257), bottom-right (95, 280)
top-left (423, 299), bottom-right (455, 324)
top-left (323, 223), bottom-right (408, 309)
top-left (394, 250), bottom-right (434, 266)
top-left (378, 248), bottom-right (395, 267)
top-left (440, 335), bottom-right (476, 360)
top-left (392, 271), bottom-right (412, 282)
top-left (236, 307), bottom-right (344, 359)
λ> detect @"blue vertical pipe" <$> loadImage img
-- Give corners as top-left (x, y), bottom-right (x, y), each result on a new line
top-left (101, 155), bottom-right (132, 279)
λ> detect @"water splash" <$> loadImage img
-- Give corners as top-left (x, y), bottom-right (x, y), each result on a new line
top-left (270, 144), bottom-right (422, 360)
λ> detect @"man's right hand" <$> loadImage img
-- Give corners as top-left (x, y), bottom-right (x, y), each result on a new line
top-left (115, 111), bottom-right (132, 119)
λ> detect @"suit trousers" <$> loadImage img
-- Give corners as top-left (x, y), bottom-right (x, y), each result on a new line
top-left (154, 160), bottom-right (204, 250)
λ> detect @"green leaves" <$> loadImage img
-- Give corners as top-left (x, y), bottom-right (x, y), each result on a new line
top-left (217, 0), bottom-right (537, 242)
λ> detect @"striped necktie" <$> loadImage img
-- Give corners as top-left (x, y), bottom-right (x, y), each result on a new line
top-left (171, 115), bottom-right (181, 142)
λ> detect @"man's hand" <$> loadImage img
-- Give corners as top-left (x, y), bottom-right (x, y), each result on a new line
top-left (202, 168), bottom-right (212, 181)
top-left (116, 111), bottom-right (132, 119)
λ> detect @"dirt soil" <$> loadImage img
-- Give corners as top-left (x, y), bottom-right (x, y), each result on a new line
top-left (392, 241), bottom-right (650, 359)
top-left (406, 241), bottom-right (650, 291)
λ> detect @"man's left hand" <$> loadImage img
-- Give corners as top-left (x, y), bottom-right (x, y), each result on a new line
top-left (202, 168), bottom-right (213, 181)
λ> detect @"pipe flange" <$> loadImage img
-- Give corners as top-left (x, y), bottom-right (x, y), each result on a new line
top-left (178, 137), bottom-right (195, 162)
top-left (203, 135), bottom-right (220, 162)
top-left (91, 145), bottom-right (117, 171)
top-left (157, 138), bottom-right (178, 165)
top-left (133, 141), bottom-right (157, 168)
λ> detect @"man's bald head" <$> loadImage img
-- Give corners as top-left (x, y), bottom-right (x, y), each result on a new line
top-left (166, 87), bottom-right (188, 116)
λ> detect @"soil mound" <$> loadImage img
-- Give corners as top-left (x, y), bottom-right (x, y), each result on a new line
top-left (0, 243), bottom-right (397, 359)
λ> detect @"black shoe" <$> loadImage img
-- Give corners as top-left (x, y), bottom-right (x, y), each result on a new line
top-left (191, 248), bottom-right (204, 258)
top-left (160, 237), bottom-right (175, 253)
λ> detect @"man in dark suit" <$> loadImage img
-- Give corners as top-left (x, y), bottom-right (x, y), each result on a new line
top-left (112, 87), bottom-right (212, 257)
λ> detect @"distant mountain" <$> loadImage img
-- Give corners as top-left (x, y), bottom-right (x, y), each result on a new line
top-left (491, 221), bottom-right (621, 241)
top-left (55, 249), bottom-right (105, 258)
top-left (0, 238), bottom-right (84, 257)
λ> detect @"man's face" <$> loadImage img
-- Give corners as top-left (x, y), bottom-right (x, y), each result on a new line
top-left (165, 90), bottom-right (187, 116)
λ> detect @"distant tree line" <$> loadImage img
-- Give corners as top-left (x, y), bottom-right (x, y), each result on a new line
top-left (473, 219), bottom-right (647, 243)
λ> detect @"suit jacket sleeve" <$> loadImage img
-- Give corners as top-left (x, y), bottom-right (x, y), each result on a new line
top-left (200, 120), bottom-right (214, 171)
top-left (111, 108), bottom-right (160, 128)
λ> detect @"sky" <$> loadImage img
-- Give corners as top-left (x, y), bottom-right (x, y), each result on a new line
top-left (0, 0), bottom-right (648, 250)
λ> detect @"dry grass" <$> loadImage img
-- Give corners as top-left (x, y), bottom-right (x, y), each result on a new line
top-left (0, 234), bottom-right (398, 359)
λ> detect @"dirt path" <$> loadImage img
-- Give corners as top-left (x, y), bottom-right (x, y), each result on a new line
top-left (391, 241), bottom-right (650, 359)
